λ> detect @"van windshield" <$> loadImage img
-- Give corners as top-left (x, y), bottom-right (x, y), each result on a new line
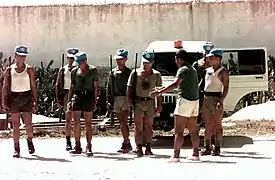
top-left (152, 52), bottom-right (204, 76)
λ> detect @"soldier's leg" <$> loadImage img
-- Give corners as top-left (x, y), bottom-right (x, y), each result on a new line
top-left (115, 97), bottom-right (131, 153)
top-left (64, 93), bottom-right (73, 151)
top-left (83, 111), bottom-right (93, 156)
top-left (201, 96), bottom-right (215, 155)
top-left (11, 112), bottom-right (21, 158)
top-left (22, 112), bottom-right (35, 155)
top-left (70, 96), bottom-right (82, 154)
top-left (21, 92), bottom-right (35, 155)
top-left (186, 100), bottom-right (200, 160)
top-left (144, 100), bottom-right (156, 155)
top-left (171, 115), bottom-right (187, 162)
top-left (133, 103), bottom-right (145, 157)
top-left (212, 97), bottom-right (223, 156)
top-left (82, 94), bottom-right (95, 156)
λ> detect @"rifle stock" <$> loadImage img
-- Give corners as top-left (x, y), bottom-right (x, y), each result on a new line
top-left (109, 55), bottom-right (115, 126)
top-left (130, 53), bottom-right (138, 126)
top-left (58, 53), bottom-right (65, 123)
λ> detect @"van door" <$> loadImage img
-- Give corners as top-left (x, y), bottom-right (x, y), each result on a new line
top-left (221, 48), bottom-right (268, 112)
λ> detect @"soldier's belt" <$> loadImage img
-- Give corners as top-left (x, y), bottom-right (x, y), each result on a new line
top-left (204, 91), bottom-right (222, 97)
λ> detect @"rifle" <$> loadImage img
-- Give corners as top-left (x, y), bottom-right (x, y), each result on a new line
top-left (130, 53), bottom-right (138, 126)
top-left (109, 55), bottom-right (115, 126)
top-left (4, 56), bottom-right (12, 130)
top-left (58, 53), bottom-right (65, 123)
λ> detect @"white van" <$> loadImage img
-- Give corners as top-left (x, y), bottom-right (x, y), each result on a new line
top-left (145, 41), bottom-right (268, 130)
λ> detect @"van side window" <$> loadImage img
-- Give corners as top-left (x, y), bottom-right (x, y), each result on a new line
top-left (222, 49), bottom-right (266, 75)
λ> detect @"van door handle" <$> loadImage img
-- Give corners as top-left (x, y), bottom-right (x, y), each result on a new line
top-left (255, 76), bottom-right (263, 79)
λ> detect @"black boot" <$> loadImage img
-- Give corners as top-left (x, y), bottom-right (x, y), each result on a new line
top-left (134, 144), bottom-right (143, 157)
top-left (13, 142), bottom-right (20, 158)
top-left (145, 143), bottom-right (153, 155)
top-left (66, 136), bottom-right (72, 151)
top-left (86, 143), bottom-right (93, 157)
top-left (27, 138), bottom-right (35, 154)
top-left (212, 146), bottom-right (221, 156)
top-left (200, 145), bottom-right (211, 156)
top-left (70, 141), bottom-right (82, 154)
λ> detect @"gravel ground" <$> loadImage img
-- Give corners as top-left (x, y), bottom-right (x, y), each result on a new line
top-left (0, 136), bottom-right (274, 180)
top-left (0, 120), bottom-right (275, 139)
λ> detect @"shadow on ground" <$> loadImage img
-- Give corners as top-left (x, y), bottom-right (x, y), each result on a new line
top-left (151, 135), bottom-right (254, 149)
top-left (22, 155), bottom-right (71, 162)
top-left (70, 152), bottom-right (135, 161)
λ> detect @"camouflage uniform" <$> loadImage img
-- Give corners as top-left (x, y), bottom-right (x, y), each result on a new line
top-left (127, 51), bottom-right (162, 156)
top-left (106, 48), bottom-right (133, 152)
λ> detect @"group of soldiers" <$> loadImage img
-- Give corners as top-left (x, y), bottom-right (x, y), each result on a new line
top-left (2, 43), bottom-right (229, 162)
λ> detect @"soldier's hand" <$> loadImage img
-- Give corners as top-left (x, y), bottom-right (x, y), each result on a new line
top-left (149, 90), bottom-right (159, 99)
top-left (216, 102), bottom-right (223, 111)
top-left (67, 102), bottom-right (72, 111)
top-left (32, 103), bottom-right (38, 114)
top-left (155, 105), bottom-right (162, 114)
top-left (126, 101), bottom-right (132, 109)
top-left (1, 103), bottom-right (8, 113)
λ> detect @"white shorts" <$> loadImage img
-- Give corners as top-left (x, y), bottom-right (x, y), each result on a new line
top-left (174, 97), bottom-right (199, 117)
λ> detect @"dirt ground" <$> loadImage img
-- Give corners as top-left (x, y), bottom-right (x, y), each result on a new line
top-left (0, 120), bottom-right (275, 139)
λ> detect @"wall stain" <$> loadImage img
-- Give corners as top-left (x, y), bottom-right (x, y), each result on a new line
top-left (189, 3), bottom-right (194, 40)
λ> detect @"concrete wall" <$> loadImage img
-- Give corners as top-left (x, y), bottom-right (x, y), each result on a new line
top-left (0, 1), bottom-right (275, 67)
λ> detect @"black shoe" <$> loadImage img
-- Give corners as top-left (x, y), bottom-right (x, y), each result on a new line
top-left (145, 144), bottom-right (153, 155)
top-left (66, 142), bottom-right (72, 151)
top-left (134, 144), bottom-right (143, 157)
top-left (201, 145), bottom-right (212, 156)
top-left (66, 136), bottom-right (72, 151)
top-left (117, 142), bottom-right (131, 153)
top-left (69, 142), bottom-right (82, 154)
top-left (86, 144), bottom-right (93, 157)
top-left (212, 146), bottom-right (221, 156)
top-left (27, 139), bottom-right (35, 154)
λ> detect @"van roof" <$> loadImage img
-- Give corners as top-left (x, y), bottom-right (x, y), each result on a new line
top-left (145, 40), bottom-right (212, 53)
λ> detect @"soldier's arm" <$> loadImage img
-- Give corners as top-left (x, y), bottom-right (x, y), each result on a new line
top-left (126, 71), bottom-right (134, 104)
top-left (220, 70), bottom-right (229, 103)
top-left (68, 69), bottom-right (75, 102)
top-left (158, 68), bottom-right (185, 94)
top-left (1, 68), bottom-right (10, 106)
top-left (55, 69), bottom-right (62, 104)
top-left (28, 67), bottom-right (38, 106)
top-left (156, 72), bottom-right (163, 106)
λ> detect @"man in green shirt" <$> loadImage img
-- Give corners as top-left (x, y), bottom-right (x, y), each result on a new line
top-left (106, 49), bottom-right (133, 153)
top-left (67, 52), bottom-right (99, 156)
top-left (150, 49), bottom-right (200, 162)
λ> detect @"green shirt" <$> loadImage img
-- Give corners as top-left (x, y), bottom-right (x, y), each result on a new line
top-left (176, 64), bottom-right (199, 101)
top-left (71, 65), bottom-right (99, 92)
top-left (107, 67), bottom-right (132, 96)
top-left (127, 68), bottom-right (162, 97)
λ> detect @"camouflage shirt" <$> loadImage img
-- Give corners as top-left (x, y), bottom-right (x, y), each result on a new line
top-left (71, 65), bottom-right (99, 92)
top-left (107, 66), bottom-right (132, 96)
top-left (127, 68), bottom-right (162, 97)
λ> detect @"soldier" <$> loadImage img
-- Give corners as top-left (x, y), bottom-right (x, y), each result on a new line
top-left (150, 49), bottom-right (200, 162)
top-left (106, 49), bottom-right (133, 153)
top-left (2, 45), bottom-right (38, 158)
top-left (55, 48), bottom-right (79, 151)
top-left (127, 51), bottom-right (162, 157)
top-left (201, 49), bottom-right (229, 156)
top-left (67, 52), bottom-right (99, 156)
top-left (192, 57), bottom-right (208, 135)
